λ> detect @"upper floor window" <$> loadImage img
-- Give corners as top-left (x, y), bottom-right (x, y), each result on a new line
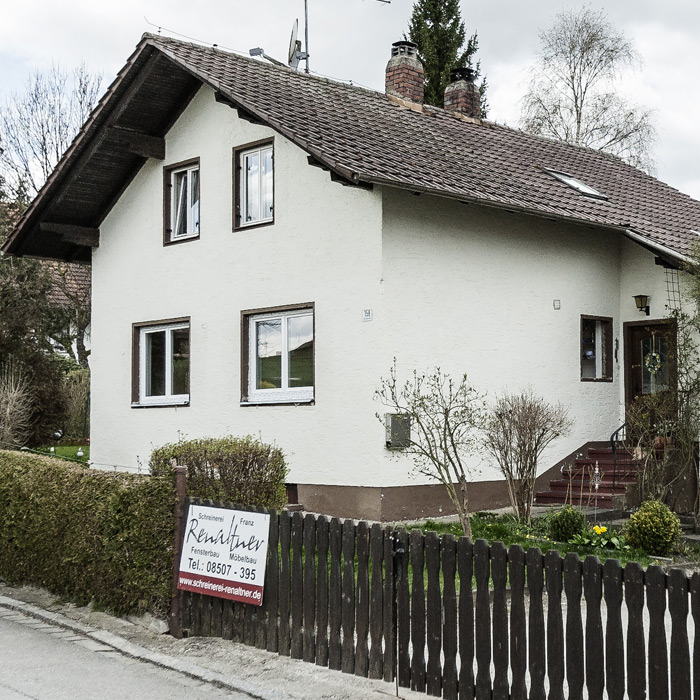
top-left (164, 159), bottom-right (200, 244)
top-left (235, 141), bottom-right (273, 228)
top-left (133, 319), bottom-right (190, 406)
top-left (241, 304), bottom-right (314, 404)
top-left (581, 315), bottom-right (613, 381)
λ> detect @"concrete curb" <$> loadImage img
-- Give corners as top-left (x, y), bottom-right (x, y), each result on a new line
top-left (0, 594), bottom-right (288, 700)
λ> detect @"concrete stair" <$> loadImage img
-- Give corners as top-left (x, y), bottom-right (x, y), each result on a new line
top-left (535, 447), bottom-right (643, 508)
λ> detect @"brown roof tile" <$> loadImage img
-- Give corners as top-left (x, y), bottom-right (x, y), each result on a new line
top-left (5, 34), bottom-right (700, 261)
top-left (150, 35), bottom-right (700, 257)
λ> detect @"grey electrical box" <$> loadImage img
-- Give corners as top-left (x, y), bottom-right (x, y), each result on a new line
top-left (385, 413), bottom-right (411, 449)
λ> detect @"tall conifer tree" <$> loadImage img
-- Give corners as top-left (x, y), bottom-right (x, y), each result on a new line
top-left (406, 0), bottom-right (487, 113)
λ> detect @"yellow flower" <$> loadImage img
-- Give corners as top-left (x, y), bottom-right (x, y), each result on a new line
top-left (593, 525), bottom-right (607, 535)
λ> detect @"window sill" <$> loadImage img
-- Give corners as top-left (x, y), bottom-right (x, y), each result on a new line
top-left (580, 377), bottom-right (613, 383)
top-left (234, 219), bottom-right (274, 232)
top-left (165, 233), bottom-right (200, 246)
top-left (132, 400), bottom-right (190, 409)
top-left (240, 399), bottom-right (314, 407)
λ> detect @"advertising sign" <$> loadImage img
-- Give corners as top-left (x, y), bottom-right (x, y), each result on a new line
top-left (177, 504), bottom-right (270, 606)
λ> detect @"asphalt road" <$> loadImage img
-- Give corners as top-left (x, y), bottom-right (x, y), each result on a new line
top-left (0, 609), bottom-right (253, 700)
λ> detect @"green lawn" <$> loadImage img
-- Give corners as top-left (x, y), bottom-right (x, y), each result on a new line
top-left (37, 445), bottom-right (90, 464)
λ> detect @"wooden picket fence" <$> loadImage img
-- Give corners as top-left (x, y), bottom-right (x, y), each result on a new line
top-left (173, 497), bottom-right (698, 700)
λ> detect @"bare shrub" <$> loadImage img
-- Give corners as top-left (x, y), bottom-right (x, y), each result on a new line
top-left (0, 360), bottom-right (35, 447)
top-left (485, 389), bottom-right (573, 524)
top-left (376, 363), bottom-right (487, 539)
top-left (62, 368), bottom-right (90, 439)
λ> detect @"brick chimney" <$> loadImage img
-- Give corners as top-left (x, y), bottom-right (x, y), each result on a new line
top-left (444, 67), bottom-right (481, 119)
top-left (385, 41), bottom-right (424, 104)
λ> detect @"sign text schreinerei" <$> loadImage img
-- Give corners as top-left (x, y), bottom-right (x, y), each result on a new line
top-left (177, 505), bottom-right (270, 606)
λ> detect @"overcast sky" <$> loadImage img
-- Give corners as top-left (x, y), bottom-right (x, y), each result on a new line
top-left (1, 0), bottom-right (699, 199)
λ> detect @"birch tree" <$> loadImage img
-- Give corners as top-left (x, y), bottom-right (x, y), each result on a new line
top-left (520, 7), bottom-right (655, 171)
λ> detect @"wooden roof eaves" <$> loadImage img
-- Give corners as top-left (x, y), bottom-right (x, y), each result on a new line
top-left (623, 228), bottom-right (690, 267)
top-left (1, 38), bottom-right (158, 258)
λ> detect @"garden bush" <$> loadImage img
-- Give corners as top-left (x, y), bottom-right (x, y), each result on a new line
top-left (149, 435), bottom-right (287, 510)
top-left (62, 367), bottom-right (90, 440)
top-left (0, 450), bottom-right (174, 616)
top-left (625, 499), bottom-right (681, 556)
top-left (548, 505), bottom-right (587, 542)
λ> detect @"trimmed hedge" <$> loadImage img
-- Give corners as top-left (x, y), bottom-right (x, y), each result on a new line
top-left (0, 450), bottom-right (175, 616)
top-left (150, 435), bottom-right (287, 509)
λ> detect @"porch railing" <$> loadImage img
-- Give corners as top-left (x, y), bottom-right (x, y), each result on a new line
top-left (610, 422), bottom-right (627, 494)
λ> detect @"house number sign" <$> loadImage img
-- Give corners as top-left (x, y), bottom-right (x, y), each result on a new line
top-left (177, 504), bottom-right (270, 606)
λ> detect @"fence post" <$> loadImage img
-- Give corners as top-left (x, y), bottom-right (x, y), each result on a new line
top-left (168, 464), bottom-right (187, 638)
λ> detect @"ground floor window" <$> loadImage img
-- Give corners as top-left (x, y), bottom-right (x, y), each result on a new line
top-left (133, 319), bottom-right (190, 406)
top-left (242, 304), bottom-right (314, 404)
top-left (581, 315), bottom-right (613, 381)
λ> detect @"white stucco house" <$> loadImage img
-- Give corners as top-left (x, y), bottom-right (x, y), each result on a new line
top-left (5, 35), bottom-right (700, 520)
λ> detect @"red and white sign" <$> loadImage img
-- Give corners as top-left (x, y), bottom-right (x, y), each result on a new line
top-left (177, 504), bottom-right (270, 606)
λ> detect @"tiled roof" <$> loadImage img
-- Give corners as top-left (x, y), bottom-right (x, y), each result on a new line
top-left (5, 33), bottom-right (700, 261)
top-left (149, 35), bottom-right (700, 258)
top-left (45, 262), bottom-right (91, 308)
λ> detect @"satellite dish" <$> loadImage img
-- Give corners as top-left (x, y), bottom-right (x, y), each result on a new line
top-left (288, 19), bottom-right (300, 68)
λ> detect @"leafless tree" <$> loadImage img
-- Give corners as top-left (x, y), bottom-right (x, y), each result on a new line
top-left (0, 64), bottom-right (99, 370)
top-left (484, 388), bottom-right (573, 524)
top-left (376, 363), bottom-right (487, 539)
top-left (0, 63), bottom-right (102, 198)
top-left (520, 7), bottom-right (656, 172)
top-left (0, 359), bottom-right (35, 448)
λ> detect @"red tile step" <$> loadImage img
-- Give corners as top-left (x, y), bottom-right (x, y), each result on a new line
top-left (534, 491), bottom-right (617, 508)
top-left (535, 446), bottom-right (643, 508)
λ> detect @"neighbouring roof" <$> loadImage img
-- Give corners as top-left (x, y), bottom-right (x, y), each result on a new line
top-left (45, 262), bottom-right (91, 308)
top-left (4, 33), bottom-right (700, 263)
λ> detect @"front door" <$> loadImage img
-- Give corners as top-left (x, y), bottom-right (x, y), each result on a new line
top-left (624, 320), bottom-right (676, 405)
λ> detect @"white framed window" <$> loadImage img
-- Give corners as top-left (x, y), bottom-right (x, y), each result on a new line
top-left (243, 306), bottom-right (314, 404)
top-left (134, 320), bottom-right (190, 406)
top-left (165, 160), bottom-right (200, 243)
top-left (236, 142), bottom-right (273, 227)
top-left (581, 316), bottom-right (613, 381)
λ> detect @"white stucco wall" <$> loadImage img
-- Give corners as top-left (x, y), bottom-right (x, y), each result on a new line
top-left (377, 190), bottom-right (670, 484)
top-left (91, 85), bottom-right (384, 485)
top-left (90, 83), bottom-right (673, 491)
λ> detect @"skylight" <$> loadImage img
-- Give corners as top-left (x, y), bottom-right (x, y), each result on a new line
top-left (545, 169), bottom-right (607, 200)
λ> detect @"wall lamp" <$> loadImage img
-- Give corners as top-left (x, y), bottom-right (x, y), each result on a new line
top-left (633, 294), bottom-right (650, 316)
